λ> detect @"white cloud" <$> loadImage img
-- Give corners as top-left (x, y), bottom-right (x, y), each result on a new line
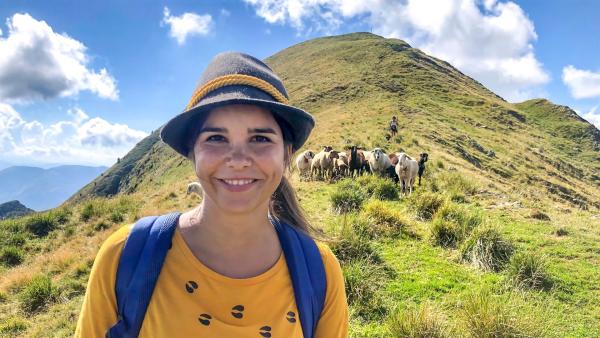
top-left (562, 65), bottom-right (600, 99)
top-left (0, 13), bottom-right (118, 102)
top-left (243, 0), bottom-right (550, 101)
top-left (580, 106), bottom-right (600, 129)
top-left (0, 103), bottom-right (147, 166)
top-left (220, 9), bottom-right (231, 17)
top-left (162, 7), bottom-right (213, 45)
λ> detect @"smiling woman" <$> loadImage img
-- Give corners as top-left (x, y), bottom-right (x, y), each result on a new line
top-left (74, 52), bottom-right (349, 338)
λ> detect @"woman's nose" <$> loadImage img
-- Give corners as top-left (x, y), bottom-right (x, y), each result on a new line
top-left (226, 146), bottom-right (252, 168)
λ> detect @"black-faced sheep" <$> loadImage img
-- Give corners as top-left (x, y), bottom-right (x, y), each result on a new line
top-left (395, 153), bottom-right (418, 195)
top-left (418, 152), bottom-right (429, 186)
top-left (295, 150), bottom-right (315, 179)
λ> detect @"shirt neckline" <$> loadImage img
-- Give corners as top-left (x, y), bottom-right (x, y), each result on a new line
top-left (172, 226), bottom-right (286, 286)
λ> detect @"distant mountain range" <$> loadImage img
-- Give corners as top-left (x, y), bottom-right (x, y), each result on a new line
top-left (0, 165), bottom-right (107, 211)
top-left (0, 200), bottom-right (34, 220)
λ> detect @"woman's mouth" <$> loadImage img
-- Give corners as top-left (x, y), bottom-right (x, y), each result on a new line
top-left (217, 178), bottom-right (259, 192)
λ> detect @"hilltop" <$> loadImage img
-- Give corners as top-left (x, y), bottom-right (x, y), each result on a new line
top-left (1, 33), bottom-right (599, 337)
top-left (0, 201), bottom-right (33, 220)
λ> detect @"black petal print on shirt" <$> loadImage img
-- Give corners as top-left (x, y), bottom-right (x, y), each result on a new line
top-left (198, 313), bottom-right (212, 326)
top-left (286, 311), bottom-right (297, 323)
top-left (259, 325), bottom-right (272, 337)
top-left (185, 280), bottom-right (199, 293)
top-left (231, 304), bottom-right (244, 319)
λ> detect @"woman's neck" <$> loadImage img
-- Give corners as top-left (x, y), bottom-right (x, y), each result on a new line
top-left (177, 198), bottom-right (282, 278)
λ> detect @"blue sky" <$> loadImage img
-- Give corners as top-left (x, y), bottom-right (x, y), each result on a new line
top-left (0, 0), bottom-right (598, 167)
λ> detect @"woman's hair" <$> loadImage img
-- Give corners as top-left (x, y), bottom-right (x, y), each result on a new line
top-left (184, 107), bottom-right (319, 238)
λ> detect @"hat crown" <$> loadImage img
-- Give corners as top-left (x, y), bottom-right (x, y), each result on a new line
top-left (196, 52), bottom-right (289, 100)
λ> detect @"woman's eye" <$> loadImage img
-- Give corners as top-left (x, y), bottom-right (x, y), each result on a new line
top-left (252, 135), bottom-right (271, 143)
top-left (206, 135), bottom-right (225, 142)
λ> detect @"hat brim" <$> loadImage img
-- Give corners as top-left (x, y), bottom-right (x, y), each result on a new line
top-left (160, 94), bottom-right (315, 157)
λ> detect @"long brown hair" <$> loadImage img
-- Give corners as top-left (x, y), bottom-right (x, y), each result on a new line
top-left (184, 107), bottom-right (320, 238)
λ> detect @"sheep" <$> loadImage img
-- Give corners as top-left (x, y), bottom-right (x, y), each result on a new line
top-left (187, 182), bottom-right (203, 197)
top-left (368, 148), bottom-right (393, 176)
top-left (348, 146), bottom-right (366, 177)
top-left (395, 153), bottom-right (418, 195)
top-left (333, 158), bottom-right (349, 178)
top-left (295, 150), bottom-right (315, 179)
top-left (311, 149), bottom-right (339, 180)
top-left (418, 153), bottom-right (429, 186)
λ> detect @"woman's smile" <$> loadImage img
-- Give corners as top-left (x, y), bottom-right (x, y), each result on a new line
top-left (216, 177), bottom-right (261, 192)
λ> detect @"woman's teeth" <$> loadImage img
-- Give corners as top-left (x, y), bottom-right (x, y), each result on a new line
top-left (223, 179), bottom-right (254, 185)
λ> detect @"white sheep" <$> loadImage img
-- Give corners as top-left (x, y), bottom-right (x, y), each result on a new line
top-left (187, 182), bottom-right (203, 198)
top-left (395, 153), bottom-right (418, 195)
top-left (368, 148), bottom-right (393, 176)
top-left (295, 150), bottom-right (315, 178)
top-left (311, 149), bottom-right (339, 179)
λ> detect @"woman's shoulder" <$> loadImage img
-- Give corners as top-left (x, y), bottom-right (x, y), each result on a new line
top-left (96, 224), bottom-right (134, 259)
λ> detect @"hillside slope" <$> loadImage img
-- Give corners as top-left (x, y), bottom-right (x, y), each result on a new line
top-left (72, 32), bottom-right (599, 211)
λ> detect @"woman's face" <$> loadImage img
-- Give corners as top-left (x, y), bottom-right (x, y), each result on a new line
top-left (191, 104), bottom-right (289, 214)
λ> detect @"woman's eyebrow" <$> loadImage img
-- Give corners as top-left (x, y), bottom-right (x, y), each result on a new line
top-left (248, 127), bottom-right (276, 134)
top-left (198, 127), bottom-right (226, 134)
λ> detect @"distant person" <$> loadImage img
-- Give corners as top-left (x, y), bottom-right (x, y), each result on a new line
top-left (389, 115), bottom-right (398, 138)
top-left (75, 52), bottom-right (349, 338)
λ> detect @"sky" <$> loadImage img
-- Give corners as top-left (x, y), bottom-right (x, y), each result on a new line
top-left (0, 0), bottom-right (599, 167)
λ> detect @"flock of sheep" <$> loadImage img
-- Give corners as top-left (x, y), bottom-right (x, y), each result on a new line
top-left (295, 146), bottom-right (429, 195)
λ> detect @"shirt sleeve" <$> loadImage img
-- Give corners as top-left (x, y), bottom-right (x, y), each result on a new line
top-left (314, 243), bottom-right (349, 338)
top-left (74, 224), bottom-right (132, 338)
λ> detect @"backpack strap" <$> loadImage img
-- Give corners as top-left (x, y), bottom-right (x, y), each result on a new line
top-left (106, 212), bottom-right (181, 338)
top-left (271, 217), bottom-right (327, 338)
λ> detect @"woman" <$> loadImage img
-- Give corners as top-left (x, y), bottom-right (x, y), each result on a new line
top-left (75, 52), bottom-right (349, 337)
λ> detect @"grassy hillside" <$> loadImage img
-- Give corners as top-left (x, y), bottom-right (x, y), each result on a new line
top-left (1, 32), bottom-right (599, 337)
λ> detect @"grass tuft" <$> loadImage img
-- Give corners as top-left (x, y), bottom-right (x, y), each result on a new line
top-left (389, 302), bottom-right (450, 338)
top-left (460, 227), bottom-right (514, 272)
top-left (507, 252), bottom-right (553, 291)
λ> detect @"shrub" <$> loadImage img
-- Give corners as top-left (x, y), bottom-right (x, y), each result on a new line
top-left (0, 317), bottom-right (27, 335)
top-left (362, 200), bottom-right (416, 238)
top-left (24, 213), bottom-right (58, 237)
top-left (554, 227), bottom-right (568, 236)
top-left (343, 259), bottom-right (390, 321)
top-left (0, 246), bottom-right (24, 267)
top-left (530, 209), bottom-right (551, 221)
top-left (5, 232), bottom-right (27, 247)
top-left (389, 303), bottom-right (450, 338)
top-left (329, 232), bottom-right (381, 266)
top-left (371, 179), bottom-right (399, 201)
top-left (507, 252), bottom-right (553, 291)
top-left (437, 171), bottom-right (478, 195)
top-left (411, 192), bottom-right (445, 220)
top-left (110, 210), bottom-right (125, 223)
top-left (330, 185), bottom-right (366, 214)
top-left (94, 220), bottom-right (110, 231)
top-left (80, 201), bottom-right (99, 221)
top-left (429, 218), bottom-right (464, 248)
top-left (436, 203), bottom-right (482, 231)
top-left (0, 291), bottom-right (7, 302)
top-left (460, 227), bottom-right (514, 272)
top-left (18, 275), bottom-right (58, 313)
top-left (458, 289), bottom-right (547, 338)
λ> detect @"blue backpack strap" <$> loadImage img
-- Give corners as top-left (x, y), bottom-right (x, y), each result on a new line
top-left (271, 217), bottom-right (327, 338)
top-left (106, 211), bottom-right (182, 338)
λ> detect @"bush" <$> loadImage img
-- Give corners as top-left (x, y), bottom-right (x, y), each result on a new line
top-left (0, 317), bottom-right (27, 335)
top-left (24, 213), bottom-right (58, 237)
top-left (330, 184), bottom-right (367, 214)
top-left (94, 220), bottom-right (110, 231)
top-left (109, 210), bottom-right (125, 223)
top-left (343, 259), bottom-right (390, 321)
top-left (429, 218), bottom-right (464, 248)
top-left (437, 171), bottom-right (478, 195)
top-left (411, 192), bottom-right (445, 220)
top-left (329, 232), bottom-right (382, 266)
top-left (436, 203), bottom-right (482, 230)
top-left (362, 200), bottom-right (416, 238)
top-left (507, 252), bottom-right (553, 291)
top-left (389, 303), bottom-right (450, 338)
top-left (18, 275), bottom-right (58, 314)
top-left (429, 203), bottom-right (482, 248)
top-left (371, 179), bottom-right (399, 201)
top-left (0, 246), bottom-right (24, 267)
top-left (554, 227), bottom-right (568, 236)
top-left (458, 289), bottom-right (547, 338)
top-left (460, 227), bottom-right (514, 272)
top-left (80, 201), bottom-right (99, 221)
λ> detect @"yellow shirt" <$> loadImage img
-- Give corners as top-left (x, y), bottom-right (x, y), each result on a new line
top-left (75, 223), bottom-right (349, 337)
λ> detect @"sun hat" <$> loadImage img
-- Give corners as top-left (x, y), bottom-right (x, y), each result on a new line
top-left (160, 52), bottom-right (315, 157)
